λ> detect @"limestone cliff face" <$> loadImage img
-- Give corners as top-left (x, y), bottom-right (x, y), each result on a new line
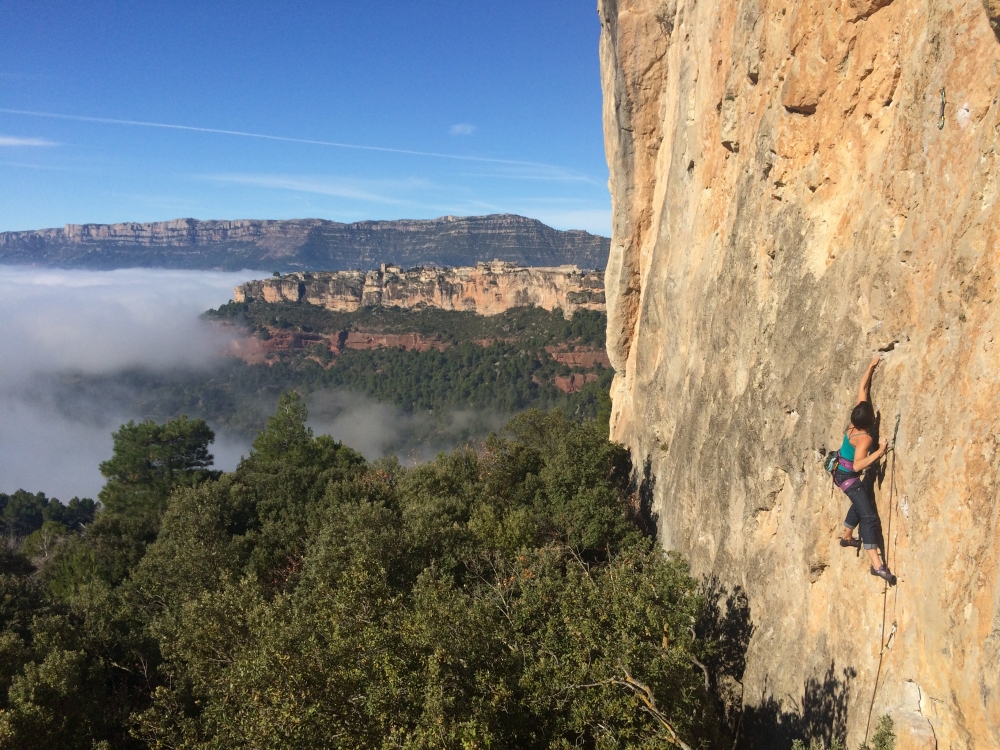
top-left (234, 262), bottom-right (606, 318)
top-left (600, 1), bottom-right (1000, 747)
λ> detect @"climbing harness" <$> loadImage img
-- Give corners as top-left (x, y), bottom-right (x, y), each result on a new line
top-left (828, 429), bottom-right (865, 555)
top-left (864, 413), bottom-right (901, 743)
top-left (825, 435), bottom-right (861, 490)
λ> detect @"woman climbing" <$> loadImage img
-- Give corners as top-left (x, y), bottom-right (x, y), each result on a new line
top-left (835, 355), bottom-right (896, 585)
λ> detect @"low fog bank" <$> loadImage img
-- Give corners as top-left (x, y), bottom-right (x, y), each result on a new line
top-left (2, 377), bottom-right (505, 499)
top-left (0, 266), bottom-right (512, 500)
top-left (0, 266), bottom-right (249, 383)
top-left (0, 389), bottom-right (250, 500)
top-left (307, 390), bottom-right (508, 464)
top-left (0, 266), bottom-right (254, 498)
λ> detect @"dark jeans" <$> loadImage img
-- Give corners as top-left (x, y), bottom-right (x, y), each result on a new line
top-left (842, 481), bottom-right (879, 550)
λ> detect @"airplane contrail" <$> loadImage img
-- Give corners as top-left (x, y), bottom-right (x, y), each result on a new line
top-left (0, 107), bottom-right (571, 170)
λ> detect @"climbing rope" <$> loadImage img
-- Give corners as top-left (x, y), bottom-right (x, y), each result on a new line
top-left (864, 413), bottom-right (901, 743)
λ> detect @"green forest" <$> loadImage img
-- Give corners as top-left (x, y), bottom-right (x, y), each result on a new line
top-left (3, 303), bottom-right (896, 748)
top-left (1, 398), bottom-right (726, 749)
top-left (208, 300), bottom-right (608, 348)
top-left (52, 305), bottom-right (614, 452)
top-left (1, 402), bottom-right (895, 749)
top-left (207, 302), bottom-right (613, 427)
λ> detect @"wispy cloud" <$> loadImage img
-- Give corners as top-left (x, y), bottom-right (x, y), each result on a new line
top-left (522, 208), bottom-right (611, 236)
top-left (0, 136), bottom-right (58, 147)
top-left (449, 123), bottom-right (476, 136)
top-left (424, 197), bottom-right (611, 236)
top-left (198, 174), bottom-right (612, 234)
top-left (461, 163), bottom-right (599, 184)
top-left (0, 108), bottom-right (570, 169)
top-left (200, 173), bottom-right (438, 205)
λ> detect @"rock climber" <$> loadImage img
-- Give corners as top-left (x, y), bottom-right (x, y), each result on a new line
top-left (835, 355), bottom-right (896, 585)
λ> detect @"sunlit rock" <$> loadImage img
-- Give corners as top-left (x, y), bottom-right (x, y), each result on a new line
top-left (599, 0), bottom-right (1000, 745)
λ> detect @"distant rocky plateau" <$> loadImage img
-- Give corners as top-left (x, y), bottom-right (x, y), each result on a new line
top-left (234, 261), bottom-right (605, 317)
top-left (0, 214), bottom-right (610, 271)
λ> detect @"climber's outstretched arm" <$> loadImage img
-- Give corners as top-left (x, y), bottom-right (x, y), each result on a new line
top-left (856, 355), bottom-right (881, 406)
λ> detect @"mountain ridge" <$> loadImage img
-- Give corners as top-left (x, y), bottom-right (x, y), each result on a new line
top-left (0, 214), bottom-right (610, 271)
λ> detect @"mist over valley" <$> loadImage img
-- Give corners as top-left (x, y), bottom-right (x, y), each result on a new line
top-left (0, 266), bottom-right (251, 498)
top-left (0, 264), bottom-right (611, 501)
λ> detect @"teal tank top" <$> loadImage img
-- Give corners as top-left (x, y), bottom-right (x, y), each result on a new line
top-left (839, 432), bottom-right (856, 461)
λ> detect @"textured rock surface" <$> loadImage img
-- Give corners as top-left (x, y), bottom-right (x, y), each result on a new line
top-left (545, 344), bottom-right (613, 369)
top-left (553, 372), bottom-right (600, 394)
top-left (599, 0), bottom-right (1000, 747)
top-left (234, 262), bottom-right (606, 318)
top-left (0, 214), bottom-right (609, 271)
top-left (225, 328), bottom-right (447, 366)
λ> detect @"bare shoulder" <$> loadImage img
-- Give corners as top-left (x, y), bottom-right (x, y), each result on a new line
top-left (851, 431), bottom-right (873, 449)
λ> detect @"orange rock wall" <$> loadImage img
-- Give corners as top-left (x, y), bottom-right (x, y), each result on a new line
top-left (553, 373), bottom-right (600, 394)
top-left (599, 0), bottom-right (1000, 747)
top-left (234, 262), bottom-right (606, 318)
top-left (337, 331), bottom-right (447, 353)
top-left (544, 344), bottom-right (613, 369)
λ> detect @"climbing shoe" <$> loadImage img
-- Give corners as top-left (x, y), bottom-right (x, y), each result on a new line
top-left (870, 566), bottom-right (897, 586)
top-left (840, 537), bottom-right (862, 549)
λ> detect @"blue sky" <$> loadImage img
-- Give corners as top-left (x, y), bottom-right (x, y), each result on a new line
top-left (0, 1), bottom-right (610, 235)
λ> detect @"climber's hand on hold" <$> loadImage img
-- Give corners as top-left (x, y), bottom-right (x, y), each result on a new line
top-left (858, 356), bottom-right (881, 404)
top-left (878, 437), bottom-right (888, 455)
